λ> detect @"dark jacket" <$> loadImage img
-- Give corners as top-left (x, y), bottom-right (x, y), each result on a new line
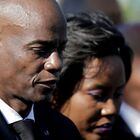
top-left (111, 115), bottom-right (140, 140)
top-left (0, 101), bottom-right (82, 140)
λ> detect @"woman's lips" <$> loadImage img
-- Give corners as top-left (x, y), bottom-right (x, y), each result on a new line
top-left (94, 123), bottom-right (112, 134)
top-left (87, 123), bottom-right (112, 134)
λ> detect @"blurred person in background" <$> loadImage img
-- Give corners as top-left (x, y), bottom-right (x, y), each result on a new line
top-left (86, 0), bottom-right (123, 25)
top-left (52, 12), bottom-right (133, 140)
top-left (57, 0), bottom-right (87, 14)
top-left (56, 0), bottom-right (123, 25)
top-left (112, 23), bottom-right (140, 140)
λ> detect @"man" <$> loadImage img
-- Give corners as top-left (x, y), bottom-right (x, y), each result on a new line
top-left (0, 0), bottom-right (81, 140)
top-left (112, 23), bottom-right (140, 140)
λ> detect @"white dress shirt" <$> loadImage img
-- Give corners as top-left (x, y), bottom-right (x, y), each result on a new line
top-left (120, 101), bottom-right (140, 137)
top-left (0, 99), bottom-right (35, 124)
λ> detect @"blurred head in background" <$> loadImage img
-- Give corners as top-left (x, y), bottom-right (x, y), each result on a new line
top-left (57, 0), bottom-right (123, 25)
top-left (118, 23), bottom-right (140, 111)
top-left (87, 0), bottom-right (123, 25)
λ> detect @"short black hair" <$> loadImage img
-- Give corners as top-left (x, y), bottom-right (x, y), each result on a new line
top-left (53, 12), bottom-right (133, 109)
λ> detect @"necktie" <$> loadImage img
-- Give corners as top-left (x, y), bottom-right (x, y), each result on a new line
top-left (10, 119), bottom-right (36, 140)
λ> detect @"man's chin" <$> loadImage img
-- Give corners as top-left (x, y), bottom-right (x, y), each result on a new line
top-left (32, 90), bottom-right (54, 103)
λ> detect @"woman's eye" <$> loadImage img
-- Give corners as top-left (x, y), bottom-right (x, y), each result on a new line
top-left (93, 95), bottom-right (103, 101)
top-left (87, 90), bottom-right (104, 101)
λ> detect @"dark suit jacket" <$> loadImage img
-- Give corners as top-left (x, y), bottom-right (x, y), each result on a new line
top-left (0, 101), bottom-right (82, 140)
top-left (111, 115), bottom-right (140, 140)
top-left (0, 111), bottom-right (17, 140)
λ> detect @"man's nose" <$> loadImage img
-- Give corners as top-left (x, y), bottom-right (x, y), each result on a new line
top-left (101, 99), bottom-right (117, 116)
top-left (44, 51), bottom-right (62, 72)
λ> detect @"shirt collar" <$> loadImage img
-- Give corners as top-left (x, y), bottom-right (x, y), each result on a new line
top-left (0, 99), bottom-right (35, 124)
top-left (120, 101), bottom-right (140, 137)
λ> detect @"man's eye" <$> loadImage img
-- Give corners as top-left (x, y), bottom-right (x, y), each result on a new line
top-left (34, 49), bottom-right (47, 56)
top-left (32, 47), bottom-right (51, 57)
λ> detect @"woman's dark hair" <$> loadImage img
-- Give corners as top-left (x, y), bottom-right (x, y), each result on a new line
top-left (52, 12), bottom-right (133, 109)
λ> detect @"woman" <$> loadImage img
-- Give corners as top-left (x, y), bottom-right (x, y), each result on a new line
top-left (52, 12), bottom-right (133, 140)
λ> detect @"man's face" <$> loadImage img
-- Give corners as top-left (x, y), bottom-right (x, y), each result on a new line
top-left (0, 0), bottom-right (66, 105)
top-left (61, 56), bottom-right (125, 140)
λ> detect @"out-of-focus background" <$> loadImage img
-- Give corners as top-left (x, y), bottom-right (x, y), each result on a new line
top-left (118, 0), bottom-right (140, 23)
top-left (56, 0), bottom-right (140, 24)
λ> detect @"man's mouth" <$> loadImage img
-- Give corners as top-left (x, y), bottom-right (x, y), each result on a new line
top-left (35, 79), bottom-right (57, 89)
top-left (32, 75), bottom-right (58, 90)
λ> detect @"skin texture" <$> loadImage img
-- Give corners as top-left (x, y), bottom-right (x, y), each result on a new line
top-left (0, 0), bottom-right (66, 116)
top-left (61, 56), bottom-right (126, 140)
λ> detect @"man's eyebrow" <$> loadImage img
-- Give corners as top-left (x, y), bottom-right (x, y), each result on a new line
top-left (27, 39), bottom-right (67, 48)
top-left (27, 40), bottom-right (57, 46)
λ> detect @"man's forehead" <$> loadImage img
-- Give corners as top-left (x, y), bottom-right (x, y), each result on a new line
top-left (0, 0), bottom-right (63, 29)
top-left (0, 5), bottom-right (38, 28)
top-left (0, 0), bottom-right (66, 47)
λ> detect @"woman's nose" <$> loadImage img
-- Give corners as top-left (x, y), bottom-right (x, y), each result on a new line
top-left (44, 51), bottom-right (62, 72)
top-left (101, 99), bottom-right (117, 116)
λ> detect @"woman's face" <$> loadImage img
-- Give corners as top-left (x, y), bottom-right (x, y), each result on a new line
top-left (61, 56), bottom-right (126, 140)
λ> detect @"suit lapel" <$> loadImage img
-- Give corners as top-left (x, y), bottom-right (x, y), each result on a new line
top-left (0, 111), bottom-right (17, 140)
top-left (0, 105), bottom-right (52, 140)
